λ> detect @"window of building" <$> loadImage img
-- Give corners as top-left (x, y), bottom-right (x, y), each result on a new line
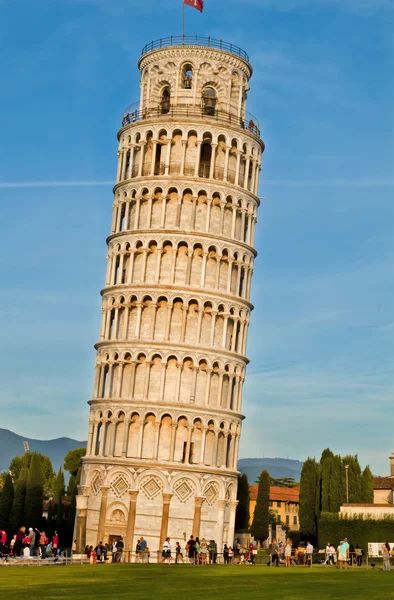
top-left (202, 87), bottom-right (217, 116)
top-left (277, 501), bottom-right (281, 508)
top-left (286, 515), bottom-right (290, 525)
top-left (269, 501), bottom-right (273, 507)
top-left (161, 86), bottom-right (171, 114)
top-left (182, 64), bottom-right (193, 89)
top-left (293, 516), bottom-right (297, 525)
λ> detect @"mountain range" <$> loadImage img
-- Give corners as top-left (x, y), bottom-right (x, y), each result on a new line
top-left (0, 429), bottom-right (303, 482)
top-left (0, 428), bottom-right (86, 473)
top-left (237, 457), bottom-right (303, 483)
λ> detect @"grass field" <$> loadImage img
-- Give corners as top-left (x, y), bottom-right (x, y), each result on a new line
top-left (1, 564), bottom-right (394, 599)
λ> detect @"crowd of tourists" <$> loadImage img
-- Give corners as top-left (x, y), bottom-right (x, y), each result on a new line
top-left (160, 536), bottom-right (258, 565)
top-left (0, 527), bottom-right (61, 559)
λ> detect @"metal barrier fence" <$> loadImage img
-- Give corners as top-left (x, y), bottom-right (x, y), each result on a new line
top-left (121, 104), bottom-right (261, 138)
top-left (141, 36), bottom-right (249, 62)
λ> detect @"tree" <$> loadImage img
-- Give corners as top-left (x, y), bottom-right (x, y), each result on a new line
top-left (343, 455), bottom-right (362, 503)
top-left (299, 458), bottom-right (319, 539)
top-left (361, 465), bottom-right (374, 503)
top-left (320, 448), bottom-right (334, 463)
top-left (320, 456), bottom-right (333, 512)
top-left (235, 473), bottom-right (250, 532)
top-left (52, 468), bottom-right (65, 501)
top-left (24, 453), bottom-right (44, 529)
top-left (64, 448), bottom-right (86, 478)
top-left (328, 455), bottom-right (345, 512)
top-left (269, 477), bottom-right (298, 488)
top-left (0, 473), bottom-right (14, 530)
top-left (8, 466), bottom-right (28, 533)
top-left (251, 469), bottom-right (270, 543)
top-left (9, 452), bottom-right (55, 497)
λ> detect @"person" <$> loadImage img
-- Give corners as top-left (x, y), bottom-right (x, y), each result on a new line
top-left (72, 540), bottom-right (77, 554)
top-left (382, 542), bottom-right (391, 571)
top-left (135, 538), bottom-right (141, 563)
top-left (116, 537), bottom-right (124, 563)
top-left (271, 539), bottom-right (279, 567)
top-left (349, 543), bottom-right (355, 566)
top-left (195, 537), bottom-right (201, 564)
top-left (285, 538), bottom-right (292, 568)
top-left (90, 546), bottom-right (97, 564)
top-left (306, 541), bottom-right (313, 567)
top-left (27, 528), bottom-right (36, 556)
top-left (45, 540), bottom-right (53, 557)
top-left (52, 531), bottom-right (59, 556)
top-left (161, 537), bottom-right (171, 564)
top-left (140, 537), bottom-right (147, 563)
top-left (200, 539), bottom-right (208, 565)
top-left (228, 546), bottom-right (234, 564)
top-left (95, 541), bottom-right (103, 562)
top-left (0, 529), bottom-right (7, 554)
top-left (22, 533), bottom-right (31, 557)
top-left (250, 540), bottom-right (257, 564)
top-left (175, 541), bottom-right (184, 563)
top-left (338, 538), bottom-right (349, 570)
top-left (38, 531), bottom-right (47, 558)
top-left (355, 545), bottom-right (363, 567)
top-left (223, 544), bottom-right (229, 564)
top-left (14, 526), bottom-right (25, 558)
top-left (188, 535), bottom-right (197, 564)
top-left (86, 545), bottom-right (92, 558)
top-left (10, 535), bottom-right (16, 555)
top-left (328, 543), bottom-right (336, 566)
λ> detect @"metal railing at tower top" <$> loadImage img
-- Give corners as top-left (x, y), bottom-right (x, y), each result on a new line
top-left (141, 36), bottom-right (249, 62)
top-left (122, 102), bottom-right (261, 138)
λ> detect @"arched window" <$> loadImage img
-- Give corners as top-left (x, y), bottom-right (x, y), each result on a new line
top-left (182, 64), bottom-right (193, 89)
top-left (202, 87), bottom-right (217, 116)
top-left (161, 86), bottom-right (171, 114)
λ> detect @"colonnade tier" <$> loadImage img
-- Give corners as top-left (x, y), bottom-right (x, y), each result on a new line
top-left (85, 409), bottom-right (241, 471)
top-left (111, 183), bottom-right (258, 246)
top-left (91, 350), bottom-right (245, 413)
top-left (116, 123), bottom-right (263, 196)
top-left (98, 293), bottom-right (250, 356)
top-left (104, 240), bottom-right (253, 306)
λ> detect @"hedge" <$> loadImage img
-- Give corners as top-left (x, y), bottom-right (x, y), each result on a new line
top-left (318, 512), bottom-right (394, 552)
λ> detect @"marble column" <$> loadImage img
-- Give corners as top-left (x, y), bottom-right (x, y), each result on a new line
top-left (192, 497), bottom-right (205, 539)
top-left (125, 491), bottom-right (139, 562)
top-left (96, 486), bottom-right (110, 544)
top-left (159, 493), bottom-right (173, 548)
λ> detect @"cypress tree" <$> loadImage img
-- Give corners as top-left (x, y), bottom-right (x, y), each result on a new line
top-left (343, 455), bottom-right (362, 503)
top-left (329, 455), bottom-right (345, 512)
top-left (235, 473), bottom-right (250, 532)
top-left (47, 500), bottom-right (54, 539)
top-left (320, 457), bottom-right (333, 512)
top-left (0, 473), bottom-right (14, 530)
top-left (24, 453), bottom-right (44, 529)
top-left (250, 469), bottom-right (270, 544)
top-left (299, 458), bottom-right (319, 538)
top-left (361, 465), bottom-right (374, 503)
top-left (8, 466), bottom-right (28, 534)
top-left (52, 468), bottom-right (65, 500)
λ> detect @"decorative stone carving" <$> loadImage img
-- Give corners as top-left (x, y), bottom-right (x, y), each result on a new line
top-left (140, 476), bottom-right (163, 500)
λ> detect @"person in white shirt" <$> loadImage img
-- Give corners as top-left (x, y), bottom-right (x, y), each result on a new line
top-left (306, 542), bottom-right (313, 567)
top-left (161, 537), bottom-right (171, 564)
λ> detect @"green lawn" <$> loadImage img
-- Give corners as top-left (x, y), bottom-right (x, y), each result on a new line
top-left (1, 564), bottom-right (394, 599)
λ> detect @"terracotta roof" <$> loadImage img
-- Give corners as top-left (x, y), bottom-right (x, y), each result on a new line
top-left (249, 485), bottom-right (300, 503)
top-left (373, 477), bottom-right (394, 490)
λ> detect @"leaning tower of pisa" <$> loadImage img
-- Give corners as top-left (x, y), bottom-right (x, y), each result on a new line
top-left (75, 36), bottom-right (264, 557)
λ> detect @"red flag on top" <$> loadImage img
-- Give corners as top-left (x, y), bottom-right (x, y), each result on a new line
top-left (184, 0), bottom-right (204, 12)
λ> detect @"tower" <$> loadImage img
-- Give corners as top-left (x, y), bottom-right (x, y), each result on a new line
top-left (76, 36), bottom-right (264, 557)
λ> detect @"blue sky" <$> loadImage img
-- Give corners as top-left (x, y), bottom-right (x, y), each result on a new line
top-left (0, 0), bottom-right (393, 475)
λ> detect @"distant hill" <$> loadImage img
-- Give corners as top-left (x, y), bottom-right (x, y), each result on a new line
top-left (0, 429), bottom-right (86, 473)
top-left (238, 457), bottom-right (303, 483)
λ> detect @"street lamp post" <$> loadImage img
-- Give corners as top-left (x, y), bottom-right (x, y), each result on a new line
top-left (345, 464), bottom-right (349, 504)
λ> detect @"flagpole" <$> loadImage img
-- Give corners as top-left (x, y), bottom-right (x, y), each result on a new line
top-left (182, 0), bottom-right (185, 43)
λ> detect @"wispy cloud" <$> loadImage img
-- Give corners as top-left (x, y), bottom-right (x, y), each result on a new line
top-left (0, 181), bottom-right (113, 189)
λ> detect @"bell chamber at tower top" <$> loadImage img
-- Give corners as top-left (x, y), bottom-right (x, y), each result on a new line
top-left (117, 37), bottom-right (264, 192)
